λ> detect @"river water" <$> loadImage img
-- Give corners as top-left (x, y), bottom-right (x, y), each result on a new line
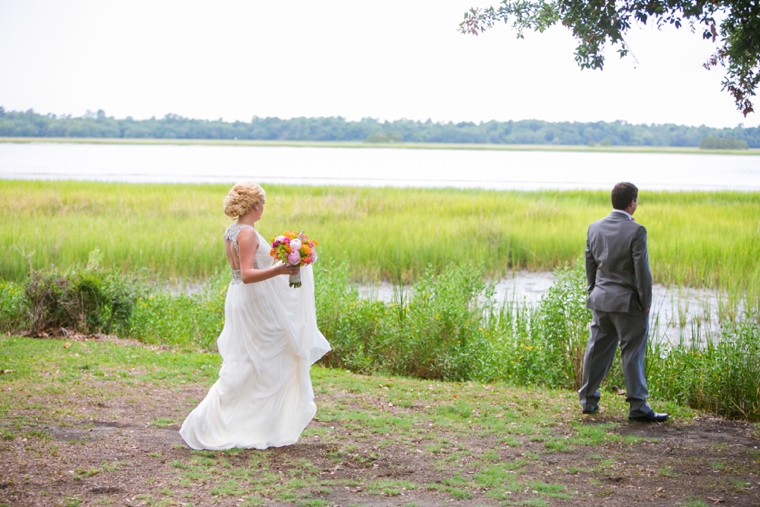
top-left (1, 142), bottom-right (759, 191)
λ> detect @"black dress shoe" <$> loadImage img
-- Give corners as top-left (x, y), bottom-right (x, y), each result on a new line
top-left (628, 410), bottom-right (669, 422)
top-left (582, 406), bottom-right (599, 415)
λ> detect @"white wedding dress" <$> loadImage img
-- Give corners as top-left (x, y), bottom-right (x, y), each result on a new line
top-left (179, 224), bottom-right (331, 450)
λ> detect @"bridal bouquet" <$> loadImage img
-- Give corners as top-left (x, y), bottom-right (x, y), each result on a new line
top-left (270, 230), bottom-right (318, 288)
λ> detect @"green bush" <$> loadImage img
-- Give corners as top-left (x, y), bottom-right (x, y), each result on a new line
top-left (0, 280), bottom-right (29, 332)
top-left (314, 260), bottom-right (375, 372)
top-left (315, 261), bottom-right (493, 380)
top-left (16, 250), bottom-right (142, 335)
top-left (128, 272), bottom-right (227, 350)
top-left (534, 263), bottom-right (591, 389)
top-left (470, 263), bottom-right (597, 389)
top-left (391, 264), bottom-right (491, 380)
top-left (650, 321), bottom-right (760, 420)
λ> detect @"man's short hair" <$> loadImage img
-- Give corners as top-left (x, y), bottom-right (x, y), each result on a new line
top-left (611, 182), bottom-right (638, 210)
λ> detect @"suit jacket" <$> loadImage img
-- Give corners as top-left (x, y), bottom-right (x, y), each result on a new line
top-left (585, 211), bottom-right (653, 313)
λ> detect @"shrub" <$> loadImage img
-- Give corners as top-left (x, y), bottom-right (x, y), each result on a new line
top-left (128, 271), bottom-right (227, 350)
top-left (390, 264), bottom-right (492, 380)
top-left (314, 261), bottom-right (493, 380)
top-left (21, 250), bottom-right (142, 335)
top-left (8, 251), bottom-right (757, 422)
top-left (0, 280), bottom-right (29, 332)
top-left (668, 321), bottom-right (760, 420)
top-left (534, 263), bottom-right (592, 389)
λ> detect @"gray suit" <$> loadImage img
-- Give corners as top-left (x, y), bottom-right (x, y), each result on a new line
top-left (579, 210), bottom-right (653, 417)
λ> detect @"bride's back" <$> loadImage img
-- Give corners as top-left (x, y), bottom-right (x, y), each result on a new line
top-left (224, 223), bottom-right (254, 272)
top-left (225, 238), bottom-right (241, 271)
top-left (223, 223), bottom-right (271, 275)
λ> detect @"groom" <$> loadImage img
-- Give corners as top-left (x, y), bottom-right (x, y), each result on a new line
top-left (578, 182), bottom-right (669, 422)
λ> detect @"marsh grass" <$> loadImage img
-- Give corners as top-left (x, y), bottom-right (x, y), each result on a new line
top-left (2, 181), bottom-right (759, 307)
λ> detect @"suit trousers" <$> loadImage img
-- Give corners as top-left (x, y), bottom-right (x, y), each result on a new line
top-left (578, 307), bottom-right (652, 418)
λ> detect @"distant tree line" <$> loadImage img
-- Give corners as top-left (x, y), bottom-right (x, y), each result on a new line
top-left (1, 106), bottom-right (758, 148)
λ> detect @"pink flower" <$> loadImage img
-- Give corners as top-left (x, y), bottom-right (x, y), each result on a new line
top-left (289, 238), bottom-right (302, 251)
top-left (287, 250), bottom-right (301, 265)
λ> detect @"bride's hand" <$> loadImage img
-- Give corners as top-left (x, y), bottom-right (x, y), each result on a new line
top-left (277, 263), bottom-right (300, 276)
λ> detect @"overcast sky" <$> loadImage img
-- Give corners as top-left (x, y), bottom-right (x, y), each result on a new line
top-left (1, 0), bottom-right (756, 128)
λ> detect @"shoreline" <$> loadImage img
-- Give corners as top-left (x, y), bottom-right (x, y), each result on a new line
top-left (2, 136), bottom-right (760, 155)
top-left (3, 177), bottom-right (760, 193)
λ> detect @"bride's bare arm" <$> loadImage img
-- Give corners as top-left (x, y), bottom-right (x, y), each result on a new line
top-left (237, 228), bottom-right (297, 283)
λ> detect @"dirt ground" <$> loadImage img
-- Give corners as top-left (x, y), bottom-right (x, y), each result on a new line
top-left (1, 338), bottom-right (759, 507)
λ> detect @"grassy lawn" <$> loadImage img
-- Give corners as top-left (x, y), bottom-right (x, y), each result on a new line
top-left (2, 335), bottom-right (758, 506)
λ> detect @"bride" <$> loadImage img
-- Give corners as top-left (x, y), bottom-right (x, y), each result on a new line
top-left (180, 182), bottom-right (331, 450)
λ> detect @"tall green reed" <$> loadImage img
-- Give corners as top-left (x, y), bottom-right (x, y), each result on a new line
top-left (645, 321), bottom-right (760, 419)
top-left (3, 182), bottom-right (758, 304)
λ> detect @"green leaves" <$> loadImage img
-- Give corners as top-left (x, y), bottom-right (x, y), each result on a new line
top-left (21, 257), bottom-right (144, 336)
top-left (460, 1), bottom-right (560, 38)
top-left (461, 0), bottom-right (760, 115)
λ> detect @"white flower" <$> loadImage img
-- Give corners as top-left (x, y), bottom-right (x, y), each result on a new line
top-left (289, 238), bottom-right (302, 251)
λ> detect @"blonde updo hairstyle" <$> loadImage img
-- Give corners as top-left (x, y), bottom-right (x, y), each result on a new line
top-left (223, 182), bottom-right (266, 219)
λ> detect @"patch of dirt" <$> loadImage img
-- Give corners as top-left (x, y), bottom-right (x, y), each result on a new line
top-left (1, 352), bottom-right (759, 506)
top-left (15, 330), bottom-right (175, 350)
